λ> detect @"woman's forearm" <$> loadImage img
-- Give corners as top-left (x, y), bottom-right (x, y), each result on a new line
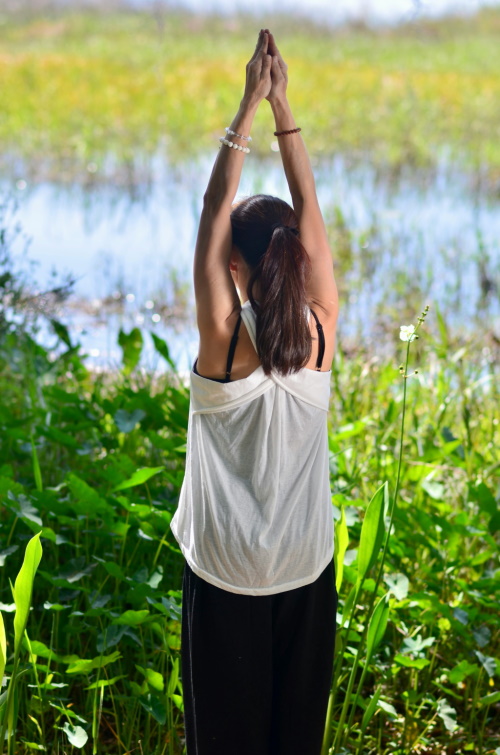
top-left (202, 97), bottom-right (259, 210)
top-left (201, 30), bottom-right (271, 213)
top-left (270, 97), bottom-right (317, 210)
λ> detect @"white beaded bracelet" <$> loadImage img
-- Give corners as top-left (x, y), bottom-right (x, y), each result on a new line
top-left (219, 137), bottom-right (250, 154)
top-left (225, 127), bottom-right (252, 142)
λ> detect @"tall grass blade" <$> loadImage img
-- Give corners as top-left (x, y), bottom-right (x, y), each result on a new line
top-left (333, 504), bottom-right (348, 593)
top-left (13, 532), bottom-right (43, 652)
top-left (30, 434), bottom-right (43, 492)
top-left (0, 610), bottom-right (6, 689)
top-left (365, 593), bottom-right (390, 663)
top-left (0, 532), bottom-right (43, 753)
top-left (360, 685), bottom-right (382, 735)
top-left (356, 482), bottom-right (387, 590)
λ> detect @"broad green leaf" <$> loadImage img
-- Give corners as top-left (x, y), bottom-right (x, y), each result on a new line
top-left (0, 545), bottom-right (19, 567)
top-left (27, 681), bottom-right (67, 690)
top-left (377, 699), bottom-right (399, 719)
top-left (103, 562), bottom-right (125, 580)
top-left (474, 651), bottom-right (497, 678)
top-left (436, 698), bottom-right (458, 733)
top-left (447, 660), bottom-right (479, 684)
top-left (65, 650), bottom-right (121, 674)
top-left (113, 466), bottom-right (164, 492)
top-left (50, 318), bottom-right (73, 347)
top-left (357, 482), bottom-right (387, 587)
top-left (19, 742), bottom-right (46, 751)
top-left (489, 510), bottom-right (500, 535)
top-left (333, 505), bottom-right (348, 593)
top-left (114, 409), bottom-right (146, 433)
top-left (37, 425), bottom-right (80, 449)
top-left (49, 702), bottom-right (87, 723)
top-left (480, 691), bottom-right (500, 706)
top-left (38, 557), bottom-right (95, 591)
top-left (420, 478), bottom-right (444, 500)
top-left (85, 675), bottom-right (127, 690)
top-left (393, 655), bottom-right (430, 670)
top-left (366, 593), bottom-right (390, 662)
top-left (150, 332), bottom-right (176, 370)
top-left (401, 634), bottom-right (435, 656)
top-left (383, 572), bottom-right (409, 600)
top-left (118, 500), bottom-right (151, 516)
top-left (96, 624), bottom-right (127, 653)
top-left (136, 664), bottom-right (164, 692)
top-left (62, 722), bottom-right (88, 748)
top-left (22, 638), bottom-right (63, 662)
top-left (11, 495), bottom-right (42, 527)
top-left (150, 596), bottom-right (182, 622)
top-left (329, 420), bottom-right (369, 442)
top-left (118, 327), bottom-right (143, 374)
top-left (468, 481), bottom-right (497, 517)
top-left (138, 526), bottom-right (154, 540)
top-left (473, 625), bottom-right (491, 648)
top-left (439, 439), bottom-right (464, 458)
top-left (13, 532), bottom-right (43, 653)
top-left (112, 609), bottom-right (150, 626)
top-left (470, 550), bottom-right (494, 567)
top-left (146, 668), bottom-right (165, 692)
top-left (138, 692), bottom-right (166, 724)
top-left (171, 693), bottom-right (184, 712)
top-left (453, 607), bottom-right (469, 625)
top-left (361, 687), bottom-right (382, 732)
top-left (66, 474), bottom-right (114, 519)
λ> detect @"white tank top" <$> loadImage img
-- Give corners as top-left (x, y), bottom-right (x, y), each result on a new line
top-left (170, 300), bottom-right (335, 595)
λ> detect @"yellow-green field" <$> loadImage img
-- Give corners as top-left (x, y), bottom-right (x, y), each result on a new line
top-left (1, 7), bottom-right (500, 175)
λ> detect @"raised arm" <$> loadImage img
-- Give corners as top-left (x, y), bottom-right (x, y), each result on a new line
top-left (193, 30), bottom-right (272, 336)
top-left (266, 30), bottom-right (339, 319)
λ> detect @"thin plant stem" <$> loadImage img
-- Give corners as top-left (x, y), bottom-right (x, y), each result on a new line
top-left (332, 307), bottom-right (429, 752)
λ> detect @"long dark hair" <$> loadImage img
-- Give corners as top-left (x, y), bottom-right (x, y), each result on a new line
top-left (230, 194), bottom-right (312, 376)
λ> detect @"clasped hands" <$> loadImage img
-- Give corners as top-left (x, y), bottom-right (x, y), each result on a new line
top-left (243, 29), bottom-right (288, 108)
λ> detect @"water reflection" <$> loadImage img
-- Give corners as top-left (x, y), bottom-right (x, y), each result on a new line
top-left (3, 146), bottom-right (499, 372)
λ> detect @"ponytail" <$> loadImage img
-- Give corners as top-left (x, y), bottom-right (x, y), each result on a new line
top-left (230, 195), bottom-right (312, 376)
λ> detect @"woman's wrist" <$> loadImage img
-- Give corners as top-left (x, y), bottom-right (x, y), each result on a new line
top-left (224, 98), bottom-right (258, 146)
top-left (269, 94), bottom-right (289, 111)
top-left (240, 94), bottom-right (261, 115)
top-left (270, 97), bottom-right (296, 130)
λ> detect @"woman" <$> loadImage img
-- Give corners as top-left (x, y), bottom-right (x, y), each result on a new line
top-left (170, 29), bottom-right (339, 755)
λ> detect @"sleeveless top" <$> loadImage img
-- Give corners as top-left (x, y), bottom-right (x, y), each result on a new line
top-left (170, 300), bottom-right (334, 596)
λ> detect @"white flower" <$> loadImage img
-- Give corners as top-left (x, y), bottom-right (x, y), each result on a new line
top-left (399, 324), bottom-right (417, 342)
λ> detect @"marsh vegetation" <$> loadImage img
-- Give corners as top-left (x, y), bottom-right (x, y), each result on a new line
top-left (0, 3), bottom-right (499, 753)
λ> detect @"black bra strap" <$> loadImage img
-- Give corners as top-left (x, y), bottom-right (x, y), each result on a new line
top-left (225, 312), bottom-right (242, 380)
top-left (309, 308), bottom-right (325, 370)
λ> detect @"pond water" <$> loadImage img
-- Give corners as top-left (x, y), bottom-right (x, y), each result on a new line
top-left (131, 0), bottom-right (500, 27)
top-left (2, 146), bottom-right (500, 374)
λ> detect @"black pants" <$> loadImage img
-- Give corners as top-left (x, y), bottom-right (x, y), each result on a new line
top-left (181, 561), bottom-right (338, 755)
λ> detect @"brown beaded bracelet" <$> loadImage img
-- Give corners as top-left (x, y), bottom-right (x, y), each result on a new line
top-left (274, 127), bottom-right (302, 137)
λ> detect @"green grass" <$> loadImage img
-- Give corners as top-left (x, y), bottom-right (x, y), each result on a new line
top-left (1, 7), bottom-right (500, 175)
top-left (0, 285), bottom-right (499, 753)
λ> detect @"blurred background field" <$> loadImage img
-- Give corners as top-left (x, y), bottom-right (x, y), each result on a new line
top-left (0, 1), bottom-right (499, 753)
top-left (0, 0), bottom-right (499, 371)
